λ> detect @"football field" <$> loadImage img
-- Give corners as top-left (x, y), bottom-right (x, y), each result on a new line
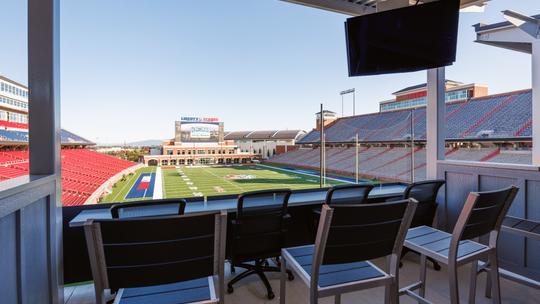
top-left (162, 164), bottom-right (348, 198)
top-left (102, 164), bottom-right (371, 203)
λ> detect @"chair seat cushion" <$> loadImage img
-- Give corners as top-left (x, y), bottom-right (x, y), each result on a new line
top-left (405, 226), bottom-right (488, 261)
top-left (285, 245), bottom-right (385, 287)
top-left (117, 277), bottom-right (213, 304)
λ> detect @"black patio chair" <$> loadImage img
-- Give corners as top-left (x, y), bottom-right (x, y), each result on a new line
top-left (110, 198), bottom-right (186, 219)
top-left (84, 211), bottom-right (227, 304)
top-left (227, 189), bottom-right (295, 300)
top-left (281, 199), bottom-right (418, 304)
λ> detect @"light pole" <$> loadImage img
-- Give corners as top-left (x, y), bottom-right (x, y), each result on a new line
top-left (319, 104), bottom-right (324, 188)
top-left (340, 88), bottom-right (356, 116)
top-left (410, 109), bottom-right (415, 183)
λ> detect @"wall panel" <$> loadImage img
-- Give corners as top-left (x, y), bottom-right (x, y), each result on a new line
top-left (0, 176), bottom-right (57, 304)
top-left (439, 161), bottom-right (540, 279)
top-left (20, 198), bottom-right (50, 303)
top-left (0, 213), bottom-right (19, 303)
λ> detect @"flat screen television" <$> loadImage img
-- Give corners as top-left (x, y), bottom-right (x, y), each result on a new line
top-left (345, 0), bottom-right (460, 77)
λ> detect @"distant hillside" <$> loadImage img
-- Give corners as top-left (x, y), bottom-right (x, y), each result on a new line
top-left (127, 139), bottom-right (164, 147)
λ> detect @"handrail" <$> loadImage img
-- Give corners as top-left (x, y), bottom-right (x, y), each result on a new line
top-left (0, 174), bottom-right (57, 218)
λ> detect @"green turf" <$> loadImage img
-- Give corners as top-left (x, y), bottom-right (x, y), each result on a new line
top-left (103, 164), bottom-right (362, 203)
top-left (101, 166), bottom-right (156, 203)
top-left (163, 164), bottom-right (345, 199)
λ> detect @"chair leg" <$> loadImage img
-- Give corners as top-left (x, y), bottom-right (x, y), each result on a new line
top-left (334, 294), bottom-right (341, 304)
top-left (489, 251), bottom-right (502, 304)
top-left (468, 260), bottom-right (478, 304)
top-left (255, 269), bottom-right (275, 299)
top-left (227, 267), bottom-right (256, 293)
top-left (427, 257), bottom-right (442, 271)
top-left (485, 269), bottom-right (492, 299)
top-left (449, 261), bottom-right (460, 304)
top-left (384, 279), bottom-right (399, 304)
top-left (419, 254), bottom-right (427, 299)
top-left (280, 258), bottom-right (287, 304)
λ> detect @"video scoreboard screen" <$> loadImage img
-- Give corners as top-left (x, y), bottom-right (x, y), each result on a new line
top-left (175, 117), bottom-right (224, 143)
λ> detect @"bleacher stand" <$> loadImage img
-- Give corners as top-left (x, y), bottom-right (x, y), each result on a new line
top-left (267, 89), bottom-right (533, 182)
top-left (267, 146), bottom-right (518, 182)
top-left (0, 149), bottom-right (135, 206)
top-left (0, 127), bottom-right (135, 206)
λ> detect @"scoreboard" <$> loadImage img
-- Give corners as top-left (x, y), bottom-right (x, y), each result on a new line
top-left (175, 117), bottom-right (224, 143)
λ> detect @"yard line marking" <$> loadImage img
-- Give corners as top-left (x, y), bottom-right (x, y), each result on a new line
top-left (257, 164), bottom-right (354, 184)
top-left (201, 167), bottom-right (246, 192)
top-left (153, 167), bottom-right (163, 199)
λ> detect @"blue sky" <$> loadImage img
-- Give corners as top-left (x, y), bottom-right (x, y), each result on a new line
top-left (0, 0), bottom-right (537, 144)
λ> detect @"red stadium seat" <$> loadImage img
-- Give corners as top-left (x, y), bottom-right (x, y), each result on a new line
top-left (0, 149), bottom-right (136, 206)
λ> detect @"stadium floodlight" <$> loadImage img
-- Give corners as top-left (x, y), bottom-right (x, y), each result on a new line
top-left (340, 88), bottom-right (356, 116)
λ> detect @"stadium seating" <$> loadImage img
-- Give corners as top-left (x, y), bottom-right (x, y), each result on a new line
top-left (0, 149), bottom-right (135, 206)
top-left (266, 146), bottom-right (526, 183)
top-left (298, 90), bottom-right (532, 144)
top-left (271, 89), bottom-right (534, 182)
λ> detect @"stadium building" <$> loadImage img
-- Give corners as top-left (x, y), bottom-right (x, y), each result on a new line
top-left (379, 80), bottom-right (488, 112)
top-left (268, 82), bottom-right (534, 182)
top-left (224, 129), bottom-right (306, 159)
top-left (143, 117), bottom-right (255, 166)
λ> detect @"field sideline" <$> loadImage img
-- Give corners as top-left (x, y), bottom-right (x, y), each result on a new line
top-left (101, 166), bottom-right (157, 203)
top-left (102, 164), bottom-right (371, 203)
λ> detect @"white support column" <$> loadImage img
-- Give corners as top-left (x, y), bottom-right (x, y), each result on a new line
top-left (426, 68), bottom-right (446, 179)
top-left (28, 0), bottom-right (62, 303)
top-left (533, 40), bottom-right (540, 165)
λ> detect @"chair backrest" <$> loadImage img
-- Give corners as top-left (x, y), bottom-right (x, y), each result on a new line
top-left (314, 199), bottom-right (417, 267)
top-left (402, 179), bottom-right (445, 227)
top-left (110, 198), bottom-right (186, 219)
top-left (325, 184), bottom-right (374, 206)
top-left (453, 186), bottom-right (519, 241)
top-left (230, 189), bottom-right (291, 262)
top-left (84, 211), bottom-right (227, 292)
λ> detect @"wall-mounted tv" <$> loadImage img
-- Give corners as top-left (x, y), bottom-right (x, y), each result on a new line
top-left (345, 0), bottom-right (460, 77)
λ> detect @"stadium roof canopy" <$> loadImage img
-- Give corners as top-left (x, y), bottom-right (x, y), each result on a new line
top-left (0, 129), bottom-right (93, 147)
top-left (224, 130), bottom-right (306, 141)
top-left (280, 0), bottom-right (490, 16)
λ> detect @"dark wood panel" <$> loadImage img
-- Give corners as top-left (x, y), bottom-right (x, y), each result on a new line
top-left (0, 213), bottom-right (19, 303)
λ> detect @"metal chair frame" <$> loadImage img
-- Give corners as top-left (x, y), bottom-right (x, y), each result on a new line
top-left (280, 199), bottom-right (418, 304)
top-left (84, 211), bottom-right (227, 304)
top-left (401, 186), bottom-right (519, 304)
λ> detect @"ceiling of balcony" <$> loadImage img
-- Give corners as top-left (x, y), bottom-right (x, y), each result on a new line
top-left (281, 0), bottom-right (490, 16)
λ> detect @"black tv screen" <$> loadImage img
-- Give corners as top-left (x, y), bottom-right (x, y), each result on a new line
top-left (345, 0), bottom-right (460, 77)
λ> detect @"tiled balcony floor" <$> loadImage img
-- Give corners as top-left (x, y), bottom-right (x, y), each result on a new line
top-left (65, 256), bottom-right (540, 304)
